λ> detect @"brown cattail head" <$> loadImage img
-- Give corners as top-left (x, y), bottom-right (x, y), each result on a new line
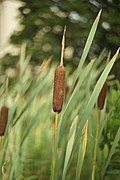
top-left (53, 65), bottom-right (66, 113)
top-left (0, 106), bottom-right (9, 136)
top-left (98, 81), bottom-right (108, 110)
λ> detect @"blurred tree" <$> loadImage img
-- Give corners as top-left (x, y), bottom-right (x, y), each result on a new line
top-left (10, 0), bottom-right (120, 67)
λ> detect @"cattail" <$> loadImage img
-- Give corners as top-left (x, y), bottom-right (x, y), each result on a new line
top-left (98, 81), bottom-right (108, 110)
top-left (53, 26), bottom-right (66, 113)
top-left (0, 106), bottom-right (9, 136)
top-left (53, 66), bottom-right (66, 113)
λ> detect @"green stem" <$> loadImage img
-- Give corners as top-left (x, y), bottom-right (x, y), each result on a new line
top-left (0, 136), bottom-right (4, 155)
top-left (51, 112), bottom-right (59, 180)
top-left (92, 110), bottom-right (101, 180)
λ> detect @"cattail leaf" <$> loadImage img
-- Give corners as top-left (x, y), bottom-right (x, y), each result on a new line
top-left (75, 120), bottom-right (88, 180)
top-left (71, 10), bottom-right (102, 92)
top-left (62, 116), bottom-right (78, 180)
top-left (99, 101), bottom-right (108, 139)
top-left (101, 127), bottom-right (120, 179)
top-left (19, 43), bottom-right (26, 78)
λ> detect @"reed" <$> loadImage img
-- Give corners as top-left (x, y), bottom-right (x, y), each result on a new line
top-left (52, 26), bottom-right (66, 180)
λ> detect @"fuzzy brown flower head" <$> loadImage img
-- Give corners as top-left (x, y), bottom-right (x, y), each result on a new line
top-left (98, 81), bottom-right (108, 110)
top-left (53, 65), bottom-right (66, 113)
top-left (0, 106), bottom-right (9, 136)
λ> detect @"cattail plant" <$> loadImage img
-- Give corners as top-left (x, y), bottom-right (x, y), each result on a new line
top-left (52, 26), bottom-right (66, 180)
top-left (53, 26), bottom-right (66, 141)
top-left (92, 80), bottom-right (108, 180)
top-left (0, 78), bottom-right (9, 136)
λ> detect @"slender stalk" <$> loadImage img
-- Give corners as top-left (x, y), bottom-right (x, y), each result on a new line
top-left (92, 110), bottom-right (101, 180)
top-left (0, 137), bottom-right (2, 155)
top-left (0, 136), bottom-right (4, 154)
top-left (54, 112), bottom-right (59, 146)
top-left (52, 112), bottom-right (59, 180)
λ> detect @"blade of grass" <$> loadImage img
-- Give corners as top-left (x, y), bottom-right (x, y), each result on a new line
top-left (91, 110), bottom-right (101, 180)
top-left (62, 116), bottom-right (78, 180)
top-left (101, 127), bottom-right (120, 179)
top-left (71, 10), bottom-right (102, 92)
top-left (75, 120), bottom-right (88, 180)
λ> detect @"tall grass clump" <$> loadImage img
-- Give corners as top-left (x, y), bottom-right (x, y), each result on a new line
top-left (0, 10), bottom-right (120, 180)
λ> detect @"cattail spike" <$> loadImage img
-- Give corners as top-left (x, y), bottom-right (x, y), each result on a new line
top-left (0, 79), bottom-right (9, 136)
top-left (0, 106), bottom-right (9, 136)
top-left (98, 81), bottom-right (108, 110)
top-left (60, 25), bottom-right (66, 66)
top-left (53, 66), bottom-right (66, 113)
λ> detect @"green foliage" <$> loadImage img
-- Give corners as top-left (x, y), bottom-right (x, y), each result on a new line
top-left (0, 46), bottom-right (119, 180)
top-left (100, 82), bottom-right (120, 179)
top-left (102, 82), bottom-right (120, 150)
top-left (0, 13), bottom-right (120, 180)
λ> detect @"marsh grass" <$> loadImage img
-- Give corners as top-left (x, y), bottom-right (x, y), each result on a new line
top-left (0, 10), bottom-right (119, 180)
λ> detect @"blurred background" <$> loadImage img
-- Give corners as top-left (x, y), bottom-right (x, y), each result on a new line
top-left (0, 0), bottom-right (120, 80)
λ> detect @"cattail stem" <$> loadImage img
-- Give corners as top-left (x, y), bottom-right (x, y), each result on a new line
top-left (0, 136), bottom-right (4, 155)
top-left (52, 112), bottom-right (59, 180)
top-left (54, 112), bottom-right (59, 146)
top-left (0, 137), bottom-right (2, 153)
top-left (92, 110), bottom-right (101, 180)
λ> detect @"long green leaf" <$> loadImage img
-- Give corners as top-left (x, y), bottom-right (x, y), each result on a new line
top-left (71, 10), bottom-right (102, 92)
top-left (62, 116), bottom-right (78, 180)
top-left (75, 121), bottom-right (88, 180)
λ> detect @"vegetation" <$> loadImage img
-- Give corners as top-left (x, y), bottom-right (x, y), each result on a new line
top-left (0, 11), bottom-right (120, 180)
